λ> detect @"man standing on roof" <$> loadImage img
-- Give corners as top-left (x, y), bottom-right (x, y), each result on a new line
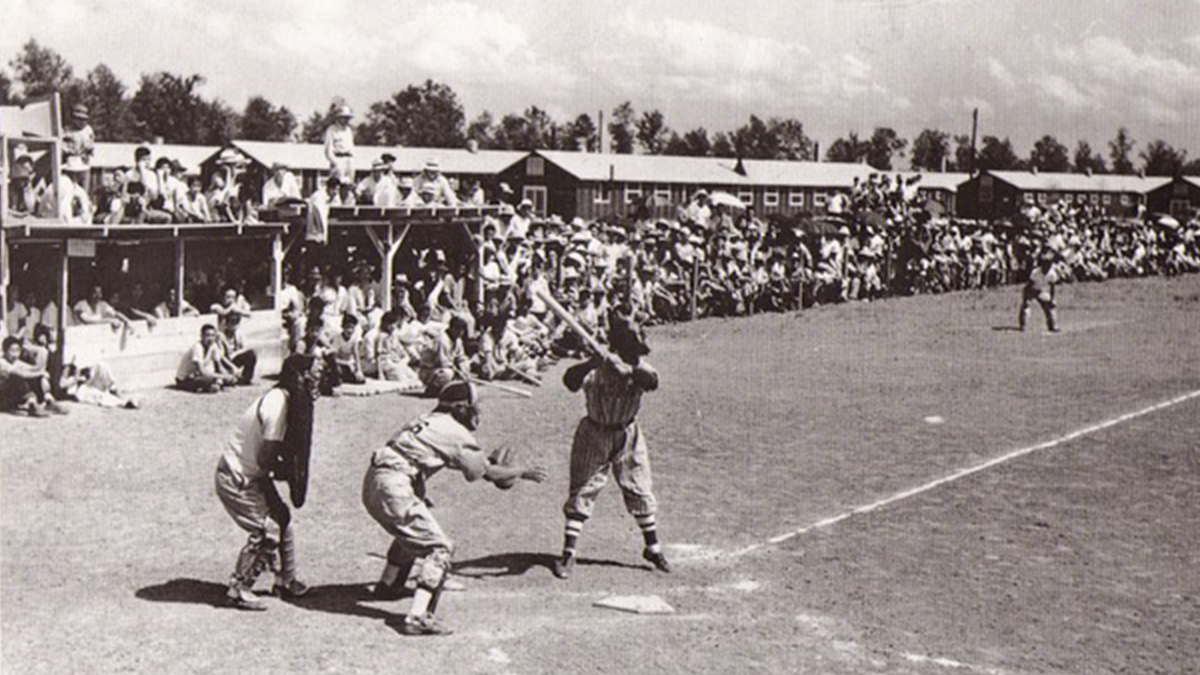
top-left (412, 161), bottom-right (458, 207)
top-left (61, 104), bottom-right (95, 191)
top-left (324, 103), bottom-right (356, 185)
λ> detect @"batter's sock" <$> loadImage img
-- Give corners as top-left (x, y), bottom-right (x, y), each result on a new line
top-left (635, 513), bottom-right (660, 554)
top-left (561, 518), bottom-right (584, 558)
top-left (380, 563), bottom-right (402, 588)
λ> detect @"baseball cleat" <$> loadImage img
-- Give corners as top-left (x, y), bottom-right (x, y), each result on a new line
top-left (643, 549), bottom-right (672, 573)
top-left (552, 553), bottom-right (575, 579)
top-left (226, 586), bottom-right (267, 611)
top-left (272, 578), bottom-right (311, 599)
top-left (399, 614), bottom-right (454, 637)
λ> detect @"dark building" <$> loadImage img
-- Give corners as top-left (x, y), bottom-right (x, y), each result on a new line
top-left (1145, 176), bottom-right (1200, 218)
top-left (958, 170), bottom-right (1170, 220)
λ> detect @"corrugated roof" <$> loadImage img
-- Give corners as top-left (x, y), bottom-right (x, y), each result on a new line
top-left (92, 143), bottom-right (221, 174)
top-left (230, 140), bottom-right (524, 175)
top-left (536, 150), bottom-right (748, 185)
top-left (988, 170), bottom-right (1171, 193)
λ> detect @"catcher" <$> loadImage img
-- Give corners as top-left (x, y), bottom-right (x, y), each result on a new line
top-left (553, 311), bottom-right (670, 579)
top-left (362, 381), bottom-right (547, 636)
top-left (215, 353), bottom-right (323, 610)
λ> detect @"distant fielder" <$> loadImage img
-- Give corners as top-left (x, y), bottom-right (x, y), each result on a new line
top-left (362, 381), bottom-right (546, 636)
top-left (1019, 248), bottom-right (1061, 333)
top-left (553, 312), bottom-right (671, 579)
top-left (215, 353), bottom-right (322, 610)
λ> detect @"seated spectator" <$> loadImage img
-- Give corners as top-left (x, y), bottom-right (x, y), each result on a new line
top-left (416, 311), bottom-right (471, 396)
top-left (396, 176), bottom-right (421, 207)
top-left (179, 176), bottom-right (212, 222)
top-left (123, 282), bottom-right (160, 328)
top-left (7, 145), bottom-right (40, 216)
top-left (373, 310), bottom-right (422, 388)
top-left (59, 360), bottom-right (139, 409)
top-left (44, 155), bottom-right (93, 224)
top-left (479, 313), bottom-right (539, 384)
top-left (153, 289), bottom-right (200, 318)
top-left (210, 286), bottom-right (253, 321)
top-left (143, 157), bottom-right (179, 224)
top-left (328, 313), bottom-right (366, 388)
top-left (176, 324), bottom-right (237, 392)
top-left (1, 336), bottom-right (66, 417)
top-left (74, 286), bottom-right (134, 329)
top-left (412, 160), bottom-right (458, 206)
top-left (262, 162), bottom-right (303, 209)
top-left (217, 314), bottom-right (257, 385)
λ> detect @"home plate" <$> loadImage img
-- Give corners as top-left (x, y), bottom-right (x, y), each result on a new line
top-left (923, 415), bottom-right (945, 425)
top-left (594, 595), bottom-right (676, 614)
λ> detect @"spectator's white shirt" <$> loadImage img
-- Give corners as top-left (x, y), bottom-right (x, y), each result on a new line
top-left (263, 172), bottom-right (302, 207)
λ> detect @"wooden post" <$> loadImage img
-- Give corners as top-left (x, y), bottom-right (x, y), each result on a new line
top-left (271, 231), bottom-right (284, 310)
top-left (690, 255), bottom-right (699, 321)
top-left (55, 243), bottom-right (68, 375)
top-left (174, 239), bottom-right (186, 317)
top-left (382, 224), bottom-right (394, 311)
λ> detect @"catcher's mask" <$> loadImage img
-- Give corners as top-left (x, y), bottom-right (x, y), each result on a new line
top-left (437, 381), bottom-right (480, 430)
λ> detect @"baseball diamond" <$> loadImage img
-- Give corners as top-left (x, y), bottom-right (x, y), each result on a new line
top-left (3, 3), bottom-right (1200, 674)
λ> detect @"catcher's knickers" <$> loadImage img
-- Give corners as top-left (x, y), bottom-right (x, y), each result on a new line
top-left (363, 464), bottom-right (453, 569)
top-left (216, 460), bottom-right (292, 586)
top-left (564, 417), bottom-right (656, 520)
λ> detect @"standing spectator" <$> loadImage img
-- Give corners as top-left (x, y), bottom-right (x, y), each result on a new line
top-left (323, 103), bottom-right (356, 185)
top-left (506, 199), bottom-right (534, 240)
top-left (61, 104), bottom-right (95, 191)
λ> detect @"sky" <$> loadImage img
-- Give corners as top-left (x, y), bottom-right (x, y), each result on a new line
top-left (4, 0), bottom-right (1199, 157)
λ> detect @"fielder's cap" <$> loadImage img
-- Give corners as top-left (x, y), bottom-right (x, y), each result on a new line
top-left (438, 381), bottom-right (475, 405)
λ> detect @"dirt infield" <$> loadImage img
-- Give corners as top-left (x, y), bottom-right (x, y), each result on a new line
top-left (3, 276), bottom-right (1198, 674)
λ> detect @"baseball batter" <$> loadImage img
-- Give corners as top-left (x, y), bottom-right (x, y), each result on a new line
top-left (215, 353), bottom-right (322, 610)
top-left (362, 382), bottom-right (546, 636)
top-left (1019, 249), bottom-right (1061, 333)
top-left (553, 313), bottom-right (670, 579)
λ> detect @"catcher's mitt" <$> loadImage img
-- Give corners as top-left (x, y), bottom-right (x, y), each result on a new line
top-left (489, 446), bottom-right (518, 490)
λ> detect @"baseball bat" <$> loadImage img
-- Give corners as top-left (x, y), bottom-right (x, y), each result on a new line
top-left (451, 363), bottom-right (533, 399)
top-left (534, 288), bottom-right (611, 359)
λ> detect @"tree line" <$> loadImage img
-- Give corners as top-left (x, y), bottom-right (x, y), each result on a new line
top-left (4, 39), bottom-right (1198, 177)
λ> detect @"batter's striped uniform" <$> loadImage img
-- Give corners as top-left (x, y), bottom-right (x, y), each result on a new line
top-left (563, 360), bottom-right (659, 519)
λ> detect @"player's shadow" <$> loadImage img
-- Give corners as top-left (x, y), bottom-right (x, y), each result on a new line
top-left (135, 578), bottom-right (235, 609)
top-left (282, 582), bottom-right (403, 622)
top-left (453, 552), bottom-right (646, 578)
top-left (991, 325), bottom-right (1022, 332)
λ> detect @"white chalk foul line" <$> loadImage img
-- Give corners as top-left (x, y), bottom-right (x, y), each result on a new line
top-left (732, 388), bottom-right (1200, 558)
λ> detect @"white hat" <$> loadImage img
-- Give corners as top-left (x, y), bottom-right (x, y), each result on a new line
top-left (518, 198), bottom-right (534, 209)
top-left (62, 155), bottom-right (88, 173)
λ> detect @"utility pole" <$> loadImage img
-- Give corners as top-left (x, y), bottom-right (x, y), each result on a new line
top-left (970, 108), bottom-right (979, 174)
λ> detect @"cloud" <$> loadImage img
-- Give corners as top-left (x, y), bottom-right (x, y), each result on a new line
top-left (987, 57), bottom-right (1016, 89)
top-left (1033, 74), bottom-right (1098, 109)
top-left (1053, 35), bottom-right (1200, 117)
top-left (938, 96), bottom-right (994, 117)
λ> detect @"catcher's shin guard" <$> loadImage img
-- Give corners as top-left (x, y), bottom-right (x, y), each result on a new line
top-left (231, 535), bottom-right (278, 589)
